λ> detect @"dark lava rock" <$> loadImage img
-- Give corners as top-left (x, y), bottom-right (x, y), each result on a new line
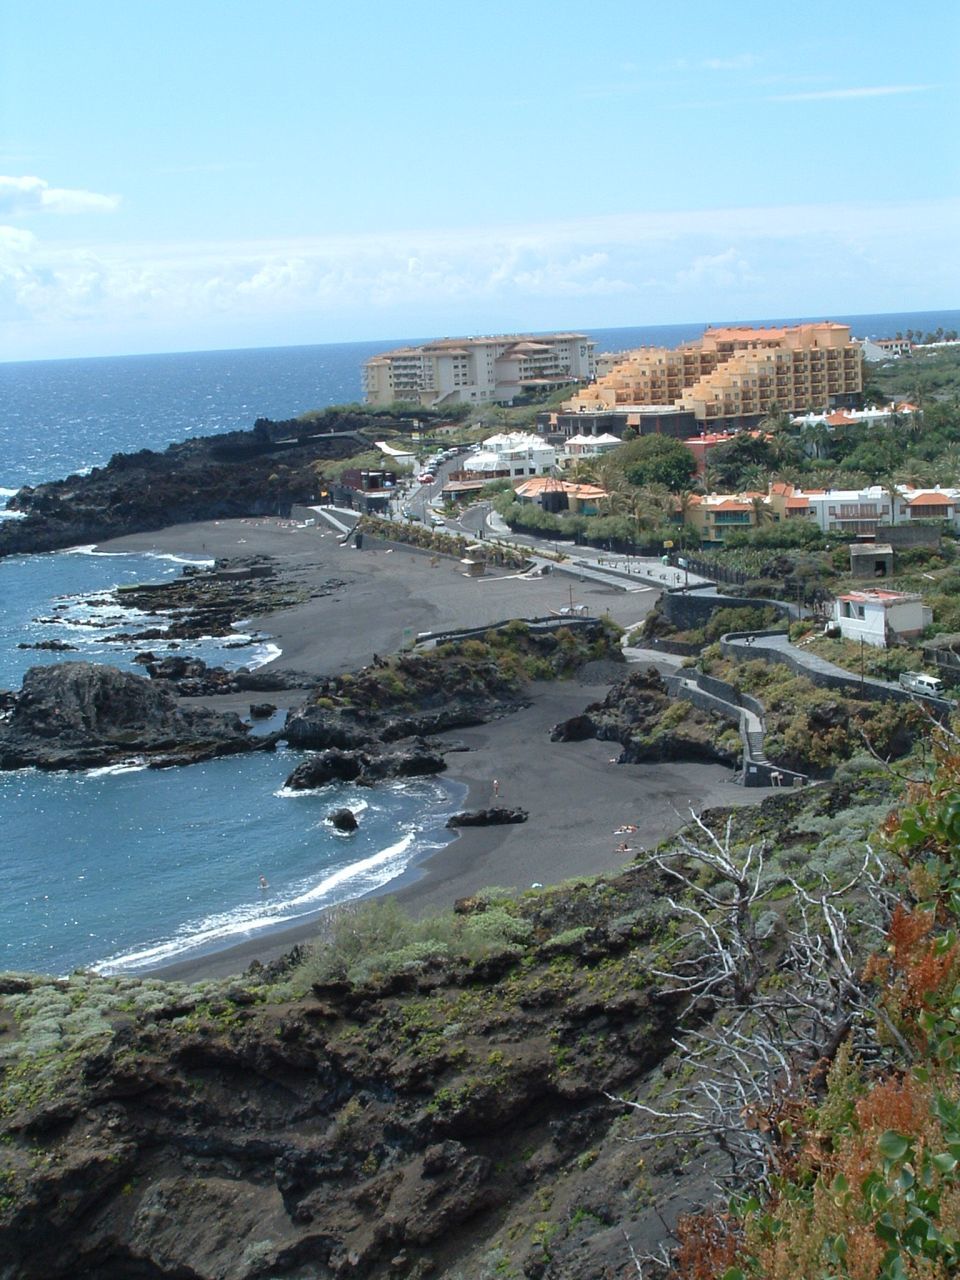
top-left (0, 662), bottom-right (263, 771)
top-left (551, 712), bottom-right (596, 742)
top-left (327, 807), bottom-right (359, 832)
top-left (249, 702), bottom-right (277, 719)
top-left (17, 638), bottom-right (78, 652)
top-left (556, 668), bottom-right (740, 768)
top-left (284, 741), bottom-right (446, 790)
top-left (446, 807), bottom-right (528, 827)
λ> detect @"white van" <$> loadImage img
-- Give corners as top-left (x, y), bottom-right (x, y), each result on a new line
top-left (899, 671), bottom-right (944, 697)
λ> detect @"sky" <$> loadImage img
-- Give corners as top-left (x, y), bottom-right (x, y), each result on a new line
top-left (1, 0), bottom-right (957, 361)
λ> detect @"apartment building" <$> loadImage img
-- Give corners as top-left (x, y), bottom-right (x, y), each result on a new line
top-left (685, 492), bottom-right (776, 545)
top-left (563, 322), bottom-right (862, 428)
top-left (767, 484), bottom-right (960, 535)
top-left (363, 333), bottom-right (597, 408)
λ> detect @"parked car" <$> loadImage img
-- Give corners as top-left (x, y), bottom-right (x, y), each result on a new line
top-left (418, 472), bottom-right (435, 484)
top-left (429, 514), bottom-right (446, 528)
top-left (899, 671), bottom-right (944, 697)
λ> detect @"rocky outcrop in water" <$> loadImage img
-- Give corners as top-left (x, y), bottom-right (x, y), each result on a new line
top-left (0, 662), bottom-right (270, 771)
top-left (284, 740), bottom-right (446, 790)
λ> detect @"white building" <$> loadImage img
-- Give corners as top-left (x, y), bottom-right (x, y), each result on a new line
top-left (560, 432), bottom-right (622, 464)
top-left (786, 484), bottom-right (960, 536)
top-left (792, 403), bottom-right (918, 431)
top-left (833, 589), bottom-right (932, 648)
top-left (462, 432), bottom-right (557, 479)
top-left (362, 334), bottom-right (596, 408)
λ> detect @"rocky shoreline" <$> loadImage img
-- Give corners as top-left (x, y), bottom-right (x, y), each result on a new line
top-left (0, 409), bottom-right (394, 558)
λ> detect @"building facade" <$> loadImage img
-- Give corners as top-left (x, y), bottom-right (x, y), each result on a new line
top-left (767, 485), bottom-right (960, 535)
top-left (833, 589), bottom-right (931, 648)
top-left (460, 432), bottom-right (557, 480)
top-left (562, 322), bottom-right (862, 429)
top-left (363, 334), bottom-right (597, 408)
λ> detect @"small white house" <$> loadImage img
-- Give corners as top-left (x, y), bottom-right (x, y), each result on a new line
top-left (833, 589), bottom-right (932, 648)
top-left (561, 432), bottom-right (622, 460)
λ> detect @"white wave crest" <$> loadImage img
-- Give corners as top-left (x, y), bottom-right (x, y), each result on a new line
top-left (62, 544), bottom-right (136, 558)
top-left (145, 553), bottom-right (215, 567)
top-left (94, 831), bottom-right (417, 973)
top-left (82, 758), bottom-right (148, 778)
top-left (245, 642), bottom-right (281, 669)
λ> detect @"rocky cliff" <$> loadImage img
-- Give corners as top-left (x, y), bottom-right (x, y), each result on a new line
top-left (0, 410), bottom-right (383, 558)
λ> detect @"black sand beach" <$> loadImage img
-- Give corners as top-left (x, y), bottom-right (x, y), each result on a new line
top-left (98, 517), bottom-right (776, 980)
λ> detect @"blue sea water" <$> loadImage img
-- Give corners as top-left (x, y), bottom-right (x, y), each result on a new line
top-left (1, 311), bottom-right (957, 976)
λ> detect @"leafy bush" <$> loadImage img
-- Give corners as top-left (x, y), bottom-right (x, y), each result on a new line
top-left (296, 896), bottom-right (535, 987)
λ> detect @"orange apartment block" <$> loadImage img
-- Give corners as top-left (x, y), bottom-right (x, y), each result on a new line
top-left (564, 322), bottom-right (862, 428)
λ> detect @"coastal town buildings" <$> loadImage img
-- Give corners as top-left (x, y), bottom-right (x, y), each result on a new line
top-left (791, 403), bottom-right (918, 431)
top-left (683, 491), bottom-right (776, 545)
top-left (362, 334), bottom-right (597, 408)
top-left (555, 322), bottom-right (862, 436)
top-left (676, 481), bottom-right (960, 546)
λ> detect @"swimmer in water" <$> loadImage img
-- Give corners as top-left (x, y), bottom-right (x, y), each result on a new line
top-left (258, 875), bottom-right (269, 890)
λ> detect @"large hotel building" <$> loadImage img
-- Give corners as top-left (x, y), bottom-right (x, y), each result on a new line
top-left (548, 322), bottom-right (862, 439)
top-left (362, 333), bottom-right (597, 408)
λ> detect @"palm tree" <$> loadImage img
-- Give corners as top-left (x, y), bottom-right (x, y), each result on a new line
top-left (749, 495), bottom-right (775, 530)
top-left (881, 477), bottom-right (903, 527)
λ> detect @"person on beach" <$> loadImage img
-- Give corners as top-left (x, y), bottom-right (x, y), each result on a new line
top-left (492, 778), bottom-right (500, 797)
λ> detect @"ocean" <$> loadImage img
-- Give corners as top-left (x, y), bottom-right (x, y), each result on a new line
top-left (2, 310), bottom-right (957, 976)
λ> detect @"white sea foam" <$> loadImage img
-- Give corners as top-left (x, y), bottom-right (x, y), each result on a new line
top-left (0, 487), bottom-right (17, 497)
top-left (145, 553), bottom-right (215, 567)
top-left (83, 759), bottom-right (148, 778)
top-left (245, 641), bottom-right (281, 669)
top-left (95, 830), bottom-right (417, 973)
top-left (62, 544), bottom-right (135, 557)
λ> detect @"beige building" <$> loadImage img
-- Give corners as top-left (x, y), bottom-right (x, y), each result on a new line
top-left (564, 322), bottom-right (862, 427)
top-left (684, 491), bottom-right (776, 545)
top-left (363, 333), bottom-right (597, 408)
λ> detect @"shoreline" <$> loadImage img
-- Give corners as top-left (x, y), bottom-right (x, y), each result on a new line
top-left (80, 517), bottom-right (779, 984)
top-left (149, 682), bottom-right (779, 984)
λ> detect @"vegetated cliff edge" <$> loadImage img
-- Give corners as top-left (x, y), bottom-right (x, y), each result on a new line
top-left (0, 758), bottom-right (895, 1279)
top-left (0, 409), bottom-right (391, 558)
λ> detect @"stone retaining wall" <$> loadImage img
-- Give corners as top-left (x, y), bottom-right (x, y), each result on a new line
top-left (719, 630), bottom-right (954, 718)
top-left (659, 591), bottom-right (793, 632)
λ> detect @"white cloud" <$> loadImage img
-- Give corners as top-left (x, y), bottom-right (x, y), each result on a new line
top-left (770, 85), bottom-right (933, 103)
top-left (2, 197), bottom-right (957, 357)
top-left (674, 248), bottom-right (756, 291)
top-left (0, 175), bottom-right (120, 216)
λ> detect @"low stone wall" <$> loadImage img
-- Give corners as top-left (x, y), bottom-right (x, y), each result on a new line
top-left (416, 616), bottom-right (602, 649)
top-left (640, 637), bottom-right (702, 657)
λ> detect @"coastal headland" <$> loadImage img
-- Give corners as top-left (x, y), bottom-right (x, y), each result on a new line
top-left (94, 515), bottom-right (778, 980)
